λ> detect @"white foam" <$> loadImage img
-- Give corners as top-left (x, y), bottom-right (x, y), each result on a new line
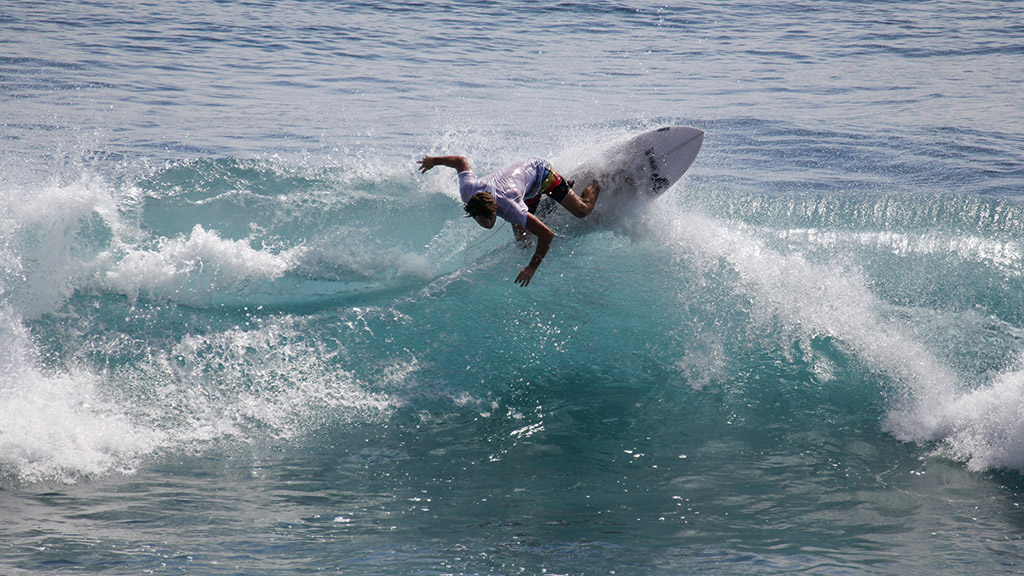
top-left (0, 306), bottom-right (165, 484)
top-left (0, 178), bottom-right (174, 482)
top-left (101, 224), bottom-right (306, 302)
top-left (933, 363), bottom-right (1024, 471)
top-left (0, 306), bottom-right (398, 484)
top-left (0, 176), bottom-right (398, 482)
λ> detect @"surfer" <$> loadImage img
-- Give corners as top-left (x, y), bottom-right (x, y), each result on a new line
top-left (418, 155), bottom-right (600, 287)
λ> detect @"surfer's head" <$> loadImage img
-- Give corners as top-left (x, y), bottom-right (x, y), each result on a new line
top-left (464, 192), bottom-right (497, 229)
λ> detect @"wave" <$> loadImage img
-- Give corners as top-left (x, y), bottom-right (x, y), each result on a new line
top-left (3, 153), bottom-right (1024, 483)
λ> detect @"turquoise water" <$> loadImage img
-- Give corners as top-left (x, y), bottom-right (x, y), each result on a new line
top-left (3, 1), bottom-right (1024, 574)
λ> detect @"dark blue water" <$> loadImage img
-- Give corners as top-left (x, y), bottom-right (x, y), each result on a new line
top-left (3, 1), bottom-right (1024, 574)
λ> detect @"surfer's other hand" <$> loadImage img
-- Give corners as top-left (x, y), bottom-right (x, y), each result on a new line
top-left (515, 265), bottom-right (537, 287)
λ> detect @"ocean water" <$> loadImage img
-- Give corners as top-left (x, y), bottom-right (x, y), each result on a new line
top-left (3, 0), bottom-right (1024, 574)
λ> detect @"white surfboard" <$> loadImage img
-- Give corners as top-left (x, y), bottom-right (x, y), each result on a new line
top-left (541, 126), bottom-right (704, 219)
top-left (574, 125), bottom-right (703, 197)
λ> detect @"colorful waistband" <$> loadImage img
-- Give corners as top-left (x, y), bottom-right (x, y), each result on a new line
top-left (539, 163), bottom-right (571, 202)
top-left (539, 164), bottom-right (564, 195)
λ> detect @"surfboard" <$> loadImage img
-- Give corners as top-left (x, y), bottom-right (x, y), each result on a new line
top-left (574, 125), bottom-right (703, 198)
top-left (540, 126), bottom-right (704, 219)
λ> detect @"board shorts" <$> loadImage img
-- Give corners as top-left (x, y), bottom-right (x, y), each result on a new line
top-left (525, 163), bottom-right (572, 213)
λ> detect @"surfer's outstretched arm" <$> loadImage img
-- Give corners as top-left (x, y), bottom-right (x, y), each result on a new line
top-left (418, 155), bottom-right (471, 173)
top-left (515, 214), bottom-right (554, 287)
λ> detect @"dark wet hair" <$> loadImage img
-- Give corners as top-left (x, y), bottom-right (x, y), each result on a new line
top-left (464, 192), bottom-right (497, 220)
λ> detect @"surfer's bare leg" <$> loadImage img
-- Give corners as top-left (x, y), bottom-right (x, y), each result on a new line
top-left (559, 180), bottom-right (600, 218)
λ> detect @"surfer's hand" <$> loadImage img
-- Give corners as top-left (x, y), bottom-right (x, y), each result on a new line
top-left (418, 155), bottom-right (471, 173)
top-left (515, 265), bottom-right (537, 287)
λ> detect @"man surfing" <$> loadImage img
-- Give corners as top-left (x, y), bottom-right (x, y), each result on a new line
top-left (418, 155), bottom-right (600, 287)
